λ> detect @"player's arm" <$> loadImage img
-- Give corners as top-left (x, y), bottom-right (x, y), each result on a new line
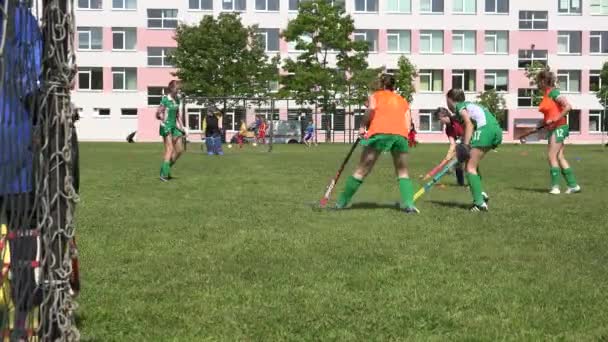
top-left (156, 104), bottom-right (166, 121)
top-left (549, 96), bottom-right (572, 125)
top-left (460, 109), bottom-right (474, 145)
top-left (359, 95), bottom-right (375, 136)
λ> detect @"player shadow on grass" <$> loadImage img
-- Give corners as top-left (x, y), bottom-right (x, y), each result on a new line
top-left (512, 187), bottom-right (547, 194)
top-left (427, 200), bottom-right (471, 209)
top-left (349, 202), bottom-right (401, 210)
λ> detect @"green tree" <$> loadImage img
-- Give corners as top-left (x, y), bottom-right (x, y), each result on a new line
top-left (394, 56), bottom-right (418, 104)
top-left (171, 13), bottom-right (279, 106)
top-left (477, 89), bottom-right (507, 129)
top-left (280, 0), bottom-right (371, 141)
top-left (524, 60), bottom-right (550, 107)
top-left (597, 61), bottom-right (608, 134)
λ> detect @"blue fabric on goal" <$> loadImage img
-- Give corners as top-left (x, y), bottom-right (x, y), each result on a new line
top-left (0, 2), bottom-right (42, 195)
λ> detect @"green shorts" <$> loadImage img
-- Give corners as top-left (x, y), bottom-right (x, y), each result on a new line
top-left (159, 124), bottom-right (183, 138)
top-left (471, 124), bottom-right (502, 149)
top-left (547, 124), bottom-right (569, 144)
top-left (360, 134), bottom-right (409, 153)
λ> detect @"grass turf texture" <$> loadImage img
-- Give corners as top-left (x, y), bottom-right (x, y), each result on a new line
top-left (77, 142), bottom-right (608, 341)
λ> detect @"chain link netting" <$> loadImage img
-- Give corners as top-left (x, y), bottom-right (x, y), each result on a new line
top-left (1, 0), bottom-right (79, 340)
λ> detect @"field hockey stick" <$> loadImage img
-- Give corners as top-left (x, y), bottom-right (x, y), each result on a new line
top-left (319, 137), bottom-right (361, 208)
top-left (422, 158), bottom-right (451, 180)
top-left (517, 124), bottom-right (546, 144)
top-left (414, 158), bottom-right (459, 202)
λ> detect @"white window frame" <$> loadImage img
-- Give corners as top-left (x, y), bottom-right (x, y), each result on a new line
top-left (121, 108), bottom-right (138, 117)
top-left (519, 11), bottom-right (548, 31)
top-left (589, 110), bottom-right (604, 132)
top-left (453, 0), bottom-right (476, 14)
top-left (385, 0), bottom-right (411, 13)
top-left (256, 0), bottom-right (280, 12)
top-left (111, 28), bottom-right (137, 51)
top-left (484, 70), bottom-right (508, 92)
top-left (148, 47), bottom-right (174, 67)
top-left (386, 30), bottom-right (410, 53)
top-left (112, 68), bottom-right (138, 91)
top-left (591, 0), bottom-right (608, 14)
top-left (567, 110), bottom-right (581, 133)
top-left (354, 0), bottom-right (378, 12)
top-left (590, 70), bottom-right (602, 92)
top-left (517, 88), bottom-right (535, 108)
top-left (78, 0), bottom-right (102, 10)
top-left (222, 0), bottom-right (247, 11)
top-left (354, 30), bottom-right (378, 53)
top-left (590, 31), bottom-right (608, 54)
top-left (418, 110), bottom-right (444, 133)
top-left (189, 0), bottom-right (213, 10)
top-left (419, 70), bottom-right (443, 93)
top-left (557, 31), bottom-right (582, 55)
top-left (558, 0), bottom-right (581, 14)
top-left (147, 9), bottom-right (179, 29)
top-left (288, 0), bottom-right (300, 11)
top-left (112, 0), bottom-right (137, 10)
top-left (420, 0), bottom-right (444, 13)
top-left (484, 30), bottom-right (508, 54)
top-left (187, 108), bottom-right (203, 132)
top-left (77, 27), bottom-right (103, 51)
top-left (77, 68), bottom-right (103, 91)
top-left (94, 108), bottom-right (111, 118)
top-left (148, 87), bottom-right (167, 106)
top-left (258, 29), bottom-right (280, 52)
top-left (420, 30), bottom-right (443, 54)
top-left (452, 70), bottom-right (476, 92)
top-left (557, 70), bottom-right (581, 93)
top-left (484, 0), bottom-right (508, 13)
top-left (452, 30), bottom-right (476, 54)
top-left (518, 49), bottom-right (548, 69)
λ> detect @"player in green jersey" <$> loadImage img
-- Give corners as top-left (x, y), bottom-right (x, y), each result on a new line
top-left (156, 80), bottom-right (185, 181)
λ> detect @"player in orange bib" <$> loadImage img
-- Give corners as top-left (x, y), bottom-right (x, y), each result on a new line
top-left (536, 70), bottom-right (580, 194)
top-left (335, 74), bottom-right (418, 213)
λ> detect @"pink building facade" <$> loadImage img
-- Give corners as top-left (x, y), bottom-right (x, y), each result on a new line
top-left (74, 0), bottom-right (608, 143)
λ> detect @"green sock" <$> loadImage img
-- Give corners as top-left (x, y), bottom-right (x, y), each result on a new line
top-left (336, 176), bottom-right (363, 208)
top-left (561, 168), bottom-right (577, 187)
top-left (466, 172), bottom-right (484, 206)
top-left (398, 177), bottom-right (414, 208)
top-left (550, 167), bottom-right (561, 187)
top-left (160, 161), bottom-right (171, 178)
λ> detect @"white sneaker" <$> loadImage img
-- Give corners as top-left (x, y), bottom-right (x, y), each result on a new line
top-left (549, 186), bottom-right (561, 195)
top-left (482, 192), bottom-right (490, 202)
top-left (565, 185), bottom-right (581, 194)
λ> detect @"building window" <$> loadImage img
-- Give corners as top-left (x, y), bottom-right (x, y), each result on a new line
top-left (484, 70), bottom-right (508, 91)
top-left (77, 67), bottom-right (103, 91)
top-left (386, 0), bottom-right (411, 12)
top-left (589, 110), bottom-right (604, 132)
top-left (452, 70), bottom-right (476, 92)
top-left (147, 9), bottom-right (178, 29)
top-left (517, 88), bottom-right (535, 107)
top-left (287, 34), bottom-right (313, 52)
top-left (420, 0), bottom-right (444, 13)
top-left (452, 30), bottom-right (476, 54)
top-left (590, 31), bottom-right (608, 54)
top-left (418, 109), bottom-right (443, 132)
top-left (223, 108), bottom-right (246, 131)
top-left (148, 47), bottom-right (175, 67)
top-left (484, 0), bottom-right (508, 13)
top-left (189, 0), bottom-right (213, 10)
top-left (112, 27), bottom-right (137, 51)
top-left (113, 0), bottom-right (136, 10)
top-left (590, 70), bottom-right (602, 92)
top-left (591, 0), bottom-right (608, 14)
top-left (355, 0), bottom-right (378, 12)
top-left (484, 30), bottom-right (508, 54)
top-left (453, 0), bottom-right (475, 13)
top-left (557, 70), bottom-right (581, 93)
top-left (78, 0), bottom-right (102, 9)
top-left (257, 29), bottom-right (280, 52)
top-left (558, 0), bottom-right (581, 13)
top-left (420, 70), bottom-right (443, 92)
top-left (330, 0), bottom-right (346, 8)
top-left (256, 0), bottom-right (279, 11)
top-left (289, 0), bottom-right (300, 10)
top-left (557, 31), bottom-right (582, 54)
top-left (518, 49), bottom-right (548, 69)
top-left (333, 109), bottom-right (346, 131)
top-left (387, 30), bottom-right (411, 53)
top-left (187, 108), bottom-right (202, 131)
top-left (77, 27), bottom-right (103, 50)
top-left (148, 87), bottom-right (167, 106)
top-left (519, 11), bottom-right (548, 30)
top-left (223, 0), bottom-right (247, 11)
top-left (354, 30), bottom-right (379, 52)
top-left (95, 108), bottom-right (111, 116)
top-left (420, 30), bottom-right (443, 54)
top-left (255, 108), bottom-right (280, 121)
top-left (112, 68), bottom-right (137, 91)
top-left (121, 108), bottom-right (138, 116)
top-left (568, 110), bottom-right (580, 132)
top-left (498, 110), bottom-right (508, 131)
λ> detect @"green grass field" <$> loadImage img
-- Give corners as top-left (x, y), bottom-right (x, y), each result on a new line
top-left (77, 142), bottom-right (608, 341)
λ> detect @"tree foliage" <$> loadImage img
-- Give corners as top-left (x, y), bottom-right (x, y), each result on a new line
top-left (394, 56), bottom-right (418, 104)
top-left (171, 13), bottom-right (279, 106)
top-left (477, 89), bottom-right (507, 129)
top-left (596, 61), bottom-right (608, 109)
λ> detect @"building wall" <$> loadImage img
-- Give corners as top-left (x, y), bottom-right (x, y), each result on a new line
top-left (73, 0), bottom-right (608, 143)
